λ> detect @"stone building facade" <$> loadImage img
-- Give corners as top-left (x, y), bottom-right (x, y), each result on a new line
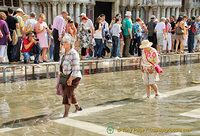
top-left (0, 0), bottom-right (200, 25)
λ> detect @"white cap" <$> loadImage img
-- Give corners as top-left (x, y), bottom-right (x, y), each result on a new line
top-left (16, 8), bottom-right (24, 13)
top-left (151, 15), bottom-right (156, 19)
top-left (125, 11), bottom-right (132, 17)
top-left (80, 13), bottom-right (86, 17)
top-left (161, 17), bottom-right (166, 21)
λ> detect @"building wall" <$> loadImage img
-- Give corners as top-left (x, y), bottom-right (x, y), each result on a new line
top-left (1, 0), bottom-right (200, 25)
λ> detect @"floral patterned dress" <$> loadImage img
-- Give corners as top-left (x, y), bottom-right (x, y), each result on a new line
top-left (141, 47), bottom-right (160, 81)
top-left (78, 22), bottom-right (90, 48)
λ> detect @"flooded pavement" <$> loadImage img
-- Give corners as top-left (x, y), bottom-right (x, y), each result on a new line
top-left (0, 63), bottom-right (200, 136)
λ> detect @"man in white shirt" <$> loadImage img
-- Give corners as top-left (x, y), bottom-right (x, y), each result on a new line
top-left (155, 17), bottom-right (167, 54)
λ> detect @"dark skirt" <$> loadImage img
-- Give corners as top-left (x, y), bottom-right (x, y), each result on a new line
top-left (62, 77), bottom-right (81, 105)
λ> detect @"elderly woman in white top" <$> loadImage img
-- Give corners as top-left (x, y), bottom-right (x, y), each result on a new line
top-left (57, 34), bottom-right (82, 117)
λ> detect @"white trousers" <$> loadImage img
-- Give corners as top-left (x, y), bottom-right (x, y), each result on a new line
top-left (163, 33), bottom-right (172, 50)
top-left (194, 34), bottom-right (200, 50)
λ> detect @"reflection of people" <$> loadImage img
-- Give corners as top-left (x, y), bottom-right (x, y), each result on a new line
top-left (140, 40), bottom-right (160, 98)
top-left (22, 32), bottom-right (40, 64)
top-left (57, 34), bottom-right (82, 117)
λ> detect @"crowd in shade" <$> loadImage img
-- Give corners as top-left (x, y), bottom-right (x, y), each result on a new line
top-left (0, 8), bottom-right (200, 64)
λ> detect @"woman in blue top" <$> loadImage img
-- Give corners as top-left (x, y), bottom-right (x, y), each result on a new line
top-left (48, 24), bottom-right (54, 60)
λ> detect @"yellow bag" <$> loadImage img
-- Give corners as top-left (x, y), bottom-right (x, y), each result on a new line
top-left (12, 30), bottom-right (18, 45)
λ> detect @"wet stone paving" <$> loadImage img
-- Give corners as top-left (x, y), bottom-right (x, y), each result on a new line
top-left (0, 63), bottom-right (200, 136)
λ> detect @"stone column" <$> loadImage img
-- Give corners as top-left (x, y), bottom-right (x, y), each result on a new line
top-left (52, 2), bottom-right (57, 21)
top-left (23, 1), bottom-right (29, 14)
top-left (166, 7), bottom-right (171, 19)
top-left (156, 6), bottom-right (161, 21)
top-left (57, 2), bottom-right (62, 15)
top-left (11, 0), bottom-right (13, 7)
top-left (75, 3), bottom-right (81, 23)
top-left (149, 7), bottom-right (153, 21)
top-left (188, 8), bottom-right (191, 18)
top-left (47, 3), bottom-right (52, 25)
top-left (175, 7), bottom-right (180, 19)
top-left (136, 7), bottom-right (140, 18)
top-left (61, 1), bottom-right (67, 12)
top-left (38, 3), bottom-right (43, 14)
top-left (81, 3), bottom-right (87, 14)
top-left (196, 8), bottom-right (200, 17)
top-left (69, 2), bottom-right (75, 20)
top-left (31, 2), bottom-right (36, 12)
top-left (161, 7), bottom-right (166, 17)
top-left (171, 7), bottom-right (175, 16)
top-left (42, 3), bottom-right (47, 19)
top-left (120, 6), bottom-right (125, 19)
top-left (192, 8), bottom-right (195, 17)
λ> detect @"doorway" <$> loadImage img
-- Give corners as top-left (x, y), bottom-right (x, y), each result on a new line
top-left (94, 1), bottom-right (112, 24)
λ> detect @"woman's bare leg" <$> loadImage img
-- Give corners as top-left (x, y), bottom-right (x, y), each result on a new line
top-left (63, 104), bottom-right (70, 117)
top-left (146, 85), bottom-right (151, 98)
top-left (150, 84), bottom-right (158, 96)
top-left (175, 39), bottom-right (180, 53)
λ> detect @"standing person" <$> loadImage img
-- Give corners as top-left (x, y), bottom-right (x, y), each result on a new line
top-left (48, 24), bottom-right (54, 60)
top-left (52, 11), bottom-right (68, 61)
top-left (194, 17), bottom-right (200, 52)
top-left (163, 19), bottom-right (172, 54)
top-left (175, 16), bottom-right (185, 54)
top-left (79, 13), bottom-right (94, 58)
top-left (188, 16), bottom-right (196, 53)
top-left (94, 16), bottom-right (103, 59)
top-left (24, 12), bottom-right (37, 34)
top-left (170, 16), bottom-right (176, 52)
top-left (6, 8), bottom-right (19, 64)
top-left (14, 8), bottom-right (25, 63)
top-left (155, 17), bottom-right (167, 54)
top-left (0, 12), bottom-right (11, 63)
top-left (132, 18), bottom-right (142, 56)
top-left (57, 34), bottom-right (82, 117)
top-left (140, 21), bottom-right (148, 41)
top-left (100, 14), bottom-right (109, 58)
top-left (140, 40), bottom-right (160, 98)
top-left (183, 16), bottom-right (189, 50)
top-left (35, 13), bottom-right (50, 62)
top-left (122, 11), bottom-right (132, 57)
top-left (110, 18), bottom-right (121, 58)
top-left (78, 16), bottom-right (90, 59)
top-left (147, 15), bottom-right (157, 49)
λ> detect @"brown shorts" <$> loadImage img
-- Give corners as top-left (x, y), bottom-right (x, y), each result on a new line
top-left (62, 77), bottom-right (81, 105)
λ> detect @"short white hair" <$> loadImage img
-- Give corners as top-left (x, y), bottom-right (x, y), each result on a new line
top-left (62, 34), bottom-right (75, 48)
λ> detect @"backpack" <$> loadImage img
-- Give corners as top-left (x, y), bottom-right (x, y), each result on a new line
top-left (176, 26), bottom-right (184, 35)
top-left (12, 30), bottom-right (18, 45)
top-left (191, 23), bottom-right (196, 34)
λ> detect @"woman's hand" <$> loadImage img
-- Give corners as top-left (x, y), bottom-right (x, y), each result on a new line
top-left (148, 69), bottom-right (153, 74)
top-left (67, 78), bottom-right (72, 86)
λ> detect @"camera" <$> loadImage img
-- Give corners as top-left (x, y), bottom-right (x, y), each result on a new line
top-left (35, 38), bottom-right (39, 41)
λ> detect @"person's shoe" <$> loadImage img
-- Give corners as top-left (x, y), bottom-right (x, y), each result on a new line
top-left (34, 61), bottom-right (39, 64)
top-left (73, 107), bottom-right (83, 113)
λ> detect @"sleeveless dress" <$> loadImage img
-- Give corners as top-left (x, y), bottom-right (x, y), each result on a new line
top-left (37, 22), bottom-right (48, 48)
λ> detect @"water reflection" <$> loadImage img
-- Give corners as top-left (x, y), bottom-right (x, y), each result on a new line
top-left (0, 63), bottom-right (200, 135)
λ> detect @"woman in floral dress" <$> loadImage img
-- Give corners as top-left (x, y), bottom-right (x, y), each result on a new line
top-left (140, 40), bottom-right (160, 98)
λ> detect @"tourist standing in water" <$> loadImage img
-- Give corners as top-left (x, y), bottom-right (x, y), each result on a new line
top-left (140, 40), bottom-right (160, 98)
top-left (57, 34), bottom-right (82, 117)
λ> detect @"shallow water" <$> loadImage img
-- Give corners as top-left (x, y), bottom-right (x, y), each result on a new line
top-left (0, 63), bottom-right (200, 135)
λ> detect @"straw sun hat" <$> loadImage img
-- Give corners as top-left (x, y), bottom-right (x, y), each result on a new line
top-left (139, 40), bottom-right (153, 49)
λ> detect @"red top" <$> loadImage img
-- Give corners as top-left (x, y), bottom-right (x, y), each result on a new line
top-left (22, 38), bottom-right (34, 53)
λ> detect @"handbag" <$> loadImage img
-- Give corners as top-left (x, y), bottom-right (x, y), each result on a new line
top-left (30, 43), bottom-right (41, 54)
top-left (59, 56), bottom-right (72, 86)
top-left (145, 52), bottom-right (163, 74)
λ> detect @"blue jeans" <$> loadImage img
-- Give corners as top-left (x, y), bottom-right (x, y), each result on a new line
top-left (94, 39), bottom-right (103, 58)
top-left (23, 52), bottom-right (39, 63)
top-left (111, 36), bottom-right (119, 57)
top-left (188, 34), bottom-right (195, 52)
top-left (49, 44), bottom-right (54, 60)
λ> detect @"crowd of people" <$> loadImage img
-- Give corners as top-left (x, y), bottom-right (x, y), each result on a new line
top-left (0, 8), bottom-right (200, 64)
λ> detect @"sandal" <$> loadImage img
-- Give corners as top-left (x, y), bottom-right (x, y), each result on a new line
top-left (73, 107), bottom-right (83, 113)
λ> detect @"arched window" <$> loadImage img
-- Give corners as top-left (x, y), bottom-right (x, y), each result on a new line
top-left (139, 7), bottom-right (145, 21)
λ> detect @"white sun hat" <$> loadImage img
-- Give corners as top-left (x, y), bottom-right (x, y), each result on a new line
top-left (140, 40), bottom-right (153, 49)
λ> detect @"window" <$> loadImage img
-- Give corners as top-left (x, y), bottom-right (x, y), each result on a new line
top-left (5, 0), bottom-right (11, 6)
top-left (13, 0), bottom-right (19, 7)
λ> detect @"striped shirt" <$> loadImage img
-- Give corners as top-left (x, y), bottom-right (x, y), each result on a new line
top-left (60, 48), bottom-right (82, 78)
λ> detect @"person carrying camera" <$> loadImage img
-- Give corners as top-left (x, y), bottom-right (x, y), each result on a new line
top-left (22, 32), bottom-right (40, 64)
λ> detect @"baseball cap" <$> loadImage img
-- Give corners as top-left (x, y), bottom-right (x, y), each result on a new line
top-left (79, 13), bottom-right (86, 17)
top-left (16, 8), bottom-right (24, 13)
